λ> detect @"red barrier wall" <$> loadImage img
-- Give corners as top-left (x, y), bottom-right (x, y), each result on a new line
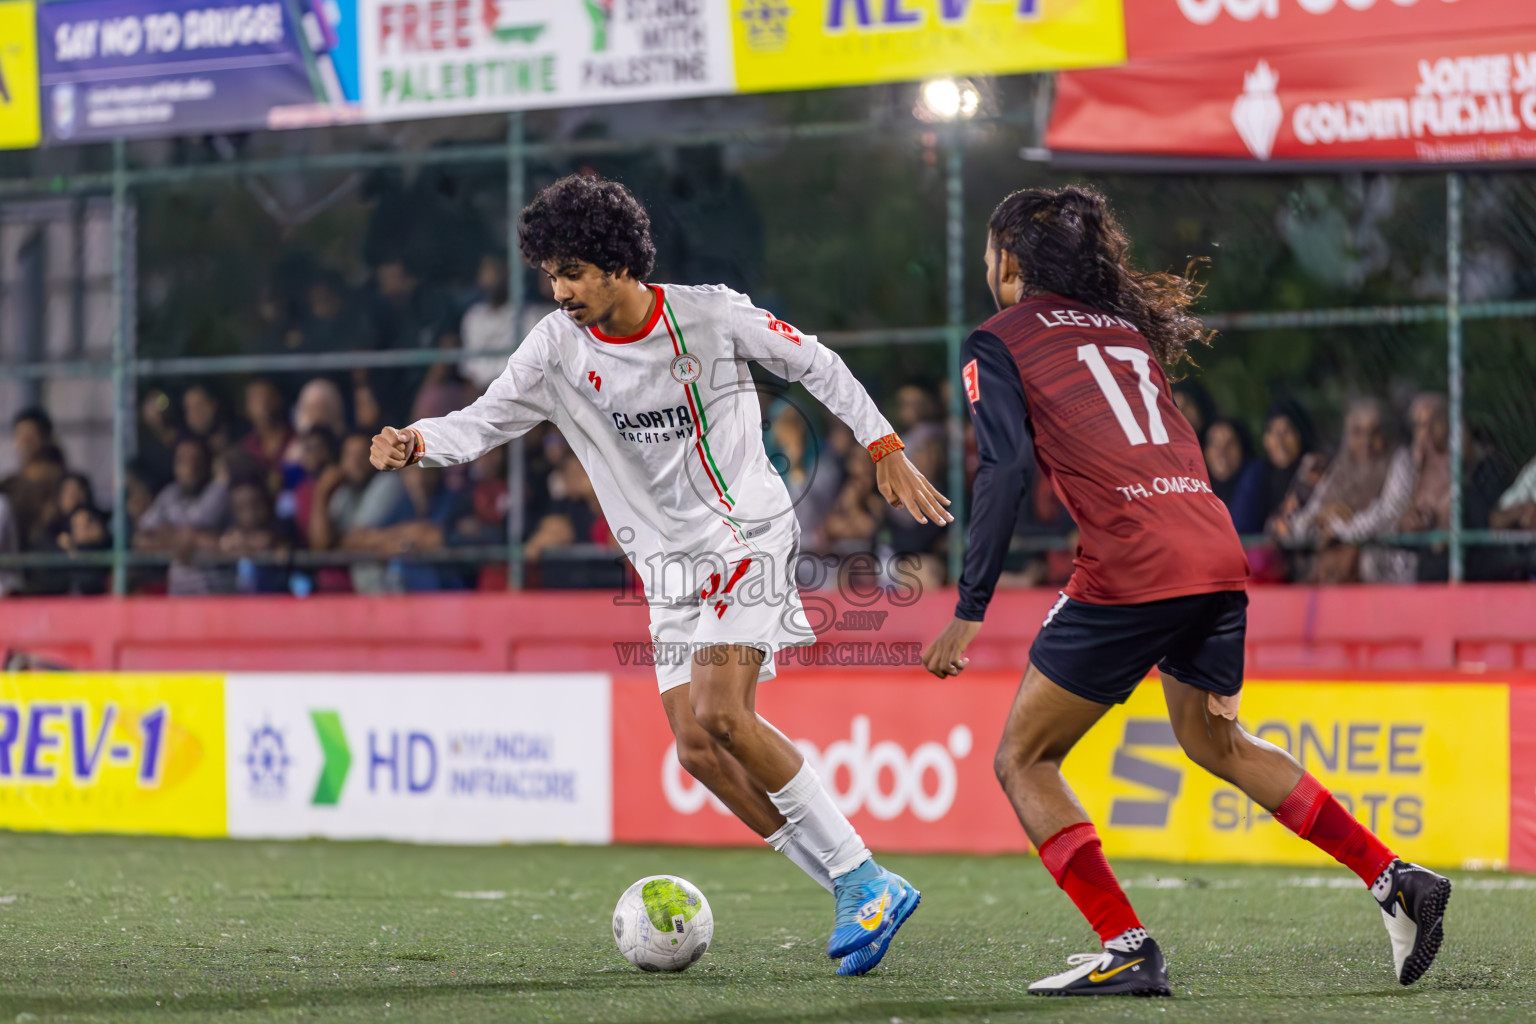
top-left (4, 584), bottom-right (1535, 674)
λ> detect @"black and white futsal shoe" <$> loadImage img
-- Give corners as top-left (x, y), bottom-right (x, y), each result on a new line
top-left (1027, 929), bottom-right (1171, 997)
top-left (1373, 859), bottom-right (1452, 985)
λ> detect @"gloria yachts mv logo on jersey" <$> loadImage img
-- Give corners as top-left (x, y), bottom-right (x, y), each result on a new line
top-left (670, 353), bottom-right (702, 384)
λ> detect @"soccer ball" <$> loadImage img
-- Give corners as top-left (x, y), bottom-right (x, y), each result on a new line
top-left (611, 874), bottom-right (713, 972)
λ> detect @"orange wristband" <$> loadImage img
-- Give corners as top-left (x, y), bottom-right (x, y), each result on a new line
top-left (867, 433), bottom-right (905, 463)
top-left (404, 427), bottom-right (425, 466)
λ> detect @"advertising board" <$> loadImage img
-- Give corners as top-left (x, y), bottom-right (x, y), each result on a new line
top-left (0, 1), bottom-right (40, 148)
top-left (613, 671), bottom-right (1027, 853)
top-left (0, 669), bottom-right (1523, 871)
top-left (1121, 0), bottom-right (1533, 62)
top-left (35, 0), bottom-right (343, 143)
top-left (730, 0), bottom-right (1125, 94)
top-left (1050, 32), bottom-right (1536, 163)
top-left (0, 672), bottom-right (226, 836)
top-left (1074, 680), bottom-right (1509, 867)
top-left (224, 673), bottom-right (613, 844)
top-left (357, 0), bottom-right (734, 122)
top-left (614, 672), bottom-right (1515, 870)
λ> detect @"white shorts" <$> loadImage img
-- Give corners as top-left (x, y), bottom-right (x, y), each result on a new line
top-left (647, 538), bottom-right (814, 694)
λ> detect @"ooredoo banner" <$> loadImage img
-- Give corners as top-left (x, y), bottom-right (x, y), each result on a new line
top-left (357, 0), bottom-right (734, 123)
top-left (224, 673), bottom-right (613, 844)
top-left (613, 671), bottom-right (1518, 870)
top-left (1049, 32), bottom-right (1536, 163)
top-left (612, 672), bottom-right (1027, 854)
top-left (1122, 0), bottom-right (1534, 62)
top-left (35, 0), bottom-right (342, 144)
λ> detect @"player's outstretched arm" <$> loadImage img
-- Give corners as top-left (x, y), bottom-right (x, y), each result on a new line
top-left (721, 289), bottom-right (954, 524)
top-left (921, 331), bottom-right (1033, 679)
top-left (875, 449), bottom-right (954, 526)
top-left (371, 336), bottom-right (556, 472)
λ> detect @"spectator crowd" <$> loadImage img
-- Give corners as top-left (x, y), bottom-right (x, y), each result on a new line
top-left (1, 244), bottom-right (1533, 595)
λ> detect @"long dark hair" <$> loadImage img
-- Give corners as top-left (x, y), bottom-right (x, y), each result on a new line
top-left (988, 185), bottom-right (1211, 375)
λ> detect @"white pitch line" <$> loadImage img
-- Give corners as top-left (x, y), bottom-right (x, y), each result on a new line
top-left (1122, 874), bottom-right (1536, 891)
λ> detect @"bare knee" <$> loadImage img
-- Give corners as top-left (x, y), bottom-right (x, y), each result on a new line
top-left (1176, 717), bottom-right (1246, 779)
top-left (994, 732), bottom-right (1051, 788)
top-left (673, 728), bottom-right (720, 782)
top-left (689, 694), bottom-right (751, 748)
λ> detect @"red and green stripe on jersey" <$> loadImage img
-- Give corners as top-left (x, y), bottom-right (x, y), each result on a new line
top-left (662, 299), bottom-right (736, 514)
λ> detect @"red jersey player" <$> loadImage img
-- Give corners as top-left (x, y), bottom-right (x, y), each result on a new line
top-left (922, 186), bottom-right (1450, 996)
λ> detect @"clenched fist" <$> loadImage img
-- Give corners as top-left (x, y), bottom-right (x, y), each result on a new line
top-left (370, 426), bottom-right (420, 471)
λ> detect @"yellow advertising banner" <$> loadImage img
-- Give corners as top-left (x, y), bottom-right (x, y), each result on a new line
top-left (732, 0), bottom-right (1125, 94)
top-left (0, 674), bottom-right (226, 836)
top-left (0, 1), bottom-right (39, 150)
top-left (1066, 681), bottom-right (1509, 870)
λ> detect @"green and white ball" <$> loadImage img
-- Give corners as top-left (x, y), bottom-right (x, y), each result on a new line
top-left (612, 875), bottom-right (713, 972)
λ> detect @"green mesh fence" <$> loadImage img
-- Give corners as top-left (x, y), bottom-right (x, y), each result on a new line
top-left (0, 80), bottom-right (1532, 594)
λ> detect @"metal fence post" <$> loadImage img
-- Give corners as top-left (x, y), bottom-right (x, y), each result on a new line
top-left (1447, 171), bottom-right (1464, 584)
top-left (945, 137), bottom-right (967, 587)
top-left (109, 138), bottom-right (130, 596)
top-left (507, 111), bottom-right (527, 590)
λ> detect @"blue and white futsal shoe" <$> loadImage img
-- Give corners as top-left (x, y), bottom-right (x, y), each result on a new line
top-left (835, 879), bottom-right (921, 976)
top-left (827, 858), bottom-right (920, 960)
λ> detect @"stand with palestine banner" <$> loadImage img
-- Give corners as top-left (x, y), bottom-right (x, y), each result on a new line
top-left (0, 670), bottom-right (1531, 873)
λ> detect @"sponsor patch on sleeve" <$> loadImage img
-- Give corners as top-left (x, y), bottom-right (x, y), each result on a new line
top-left (766, 312), bottom-right (801, 345)
top-left (962, 358), bottom-right (980, 408)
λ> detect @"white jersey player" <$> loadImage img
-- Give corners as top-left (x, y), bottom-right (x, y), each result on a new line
top-left (370, 175), bottom-right (949, 975)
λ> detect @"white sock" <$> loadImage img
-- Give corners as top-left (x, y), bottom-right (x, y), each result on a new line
top-left (767, 761), bottom-right (870, 880)
top-left (765, 822), bottom-right (834, 894)
top-left (1105, 927), bottom-right (1149, 953)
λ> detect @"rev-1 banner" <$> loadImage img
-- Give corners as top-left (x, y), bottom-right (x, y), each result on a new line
top-left (36, 0), bottom-right (331, 144)
top-left (1049, 32), bottom-right (1536, 163)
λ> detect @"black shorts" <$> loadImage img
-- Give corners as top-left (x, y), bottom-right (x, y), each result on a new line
top-left (1028, 589), bottom-right (1248, 706)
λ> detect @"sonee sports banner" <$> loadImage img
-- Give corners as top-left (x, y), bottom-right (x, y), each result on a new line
top-left (0, 672), bottom-right (1530, 872)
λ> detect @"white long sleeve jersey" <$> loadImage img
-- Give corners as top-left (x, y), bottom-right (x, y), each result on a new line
top-left (409, 284), bottom-right (894, 600)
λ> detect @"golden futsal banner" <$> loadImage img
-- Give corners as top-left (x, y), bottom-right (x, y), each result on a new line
top-left (0, 0), bottom-right (39, 149)
top-left (1068, 681), bottom-right (1510, 870)
top-left (732, 0), bottom-right (1125, 94)
top-left (0, 673), bottom-right (226, 836)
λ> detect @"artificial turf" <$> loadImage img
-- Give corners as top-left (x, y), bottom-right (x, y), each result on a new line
top-left (0, 833), bottom-right (1529, 1023)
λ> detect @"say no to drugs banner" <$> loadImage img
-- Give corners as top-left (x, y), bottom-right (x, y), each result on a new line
top-left (34, 0), bottom-right (341, 144)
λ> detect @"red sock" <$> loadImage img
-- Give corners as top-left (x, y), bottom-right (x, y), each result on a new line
top-left (1273, 773), bottom-right (1396, 885)
top-left (1037, 822), bottom-right (1142, 944)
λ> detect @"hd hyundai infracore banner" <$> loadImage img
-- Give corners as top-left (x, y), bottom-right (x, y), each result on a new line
top-left (0, 671), bottom-right (1530, 873)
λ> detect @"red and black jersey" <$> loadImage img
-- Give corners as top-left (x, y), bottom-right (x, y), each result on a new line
top-left (956, 293), bottom-right (1248, 619)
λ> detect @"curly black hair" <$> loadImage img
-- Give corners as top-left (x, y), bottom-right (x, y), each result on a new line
top-left (517, 174), bottom-right (657, 281)
top-left (989, 185), bottom-right (1212, 377)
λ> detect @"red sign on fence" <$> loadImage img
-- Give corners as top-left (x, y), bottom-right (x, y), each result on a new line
top-left (1049, 31), bottom-right (1536, 163)
top-left (1122, 0), bottom-right (1534, 61)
